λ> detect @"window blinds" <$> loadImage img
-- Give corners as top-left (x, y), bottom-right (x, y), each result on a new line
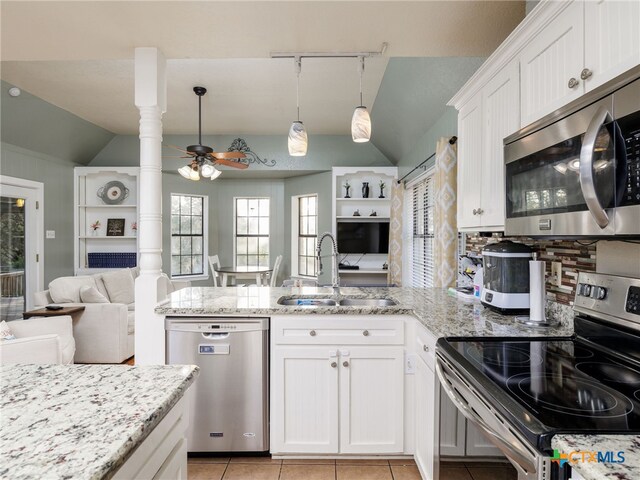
top-left (410, 174), bottom-right (435, 288)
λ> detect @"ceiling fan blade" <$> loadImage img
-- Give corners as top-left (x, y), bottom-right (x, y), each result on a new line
top-left (162, 155), bottom-right (193, 159)
top-left (165, 144), bottom-right (195, 155)
top-left (214, 158), bottom-right (249, 169)
top-left (209, 151), bottom-right (247, 160)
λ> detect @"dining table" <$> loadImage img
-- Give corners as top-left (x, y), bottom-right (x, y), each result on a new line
top-left (214, 265), bottom-right (274, 286)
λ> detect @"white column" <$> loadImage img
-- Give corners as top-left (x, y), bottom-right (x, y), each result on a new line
top-left (134, 47), bottom-right (167, 365)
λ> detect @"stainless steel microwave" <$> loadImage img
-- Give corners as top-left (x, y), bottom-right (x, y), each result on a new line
top-left (504, 68), bottom-right (640, 237)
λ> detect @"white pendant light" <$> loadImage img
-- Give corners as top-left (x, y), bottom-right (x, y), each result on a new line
top-left (209, 166), bottom-right (222, 180)
top-left (352, 56), bottom-right (371, 143)
top-left (178, 165), bottom-right (193, 179)
top-left (288, 57), bottom-right (308, 156)
top-left (200, 164), bottom-right (215, 178)
top-left (189, 168), bottom-right (200, 181)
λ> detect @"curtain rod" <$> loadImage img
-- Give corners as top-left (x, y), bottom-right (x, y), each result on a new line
top-left (396, 136), bottom-right (457, 184)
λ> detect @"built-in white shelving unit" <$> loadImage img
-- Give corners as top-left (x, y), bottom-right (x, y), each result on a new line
top-left (74, 167), bottom-right (139, 275)
top-left (331, 166), bottom-right (397, 286)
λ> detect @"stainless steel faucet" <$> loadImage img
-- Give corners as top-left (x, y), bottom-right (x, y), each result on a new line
top-left (316, 232), bottom-right (340, 293)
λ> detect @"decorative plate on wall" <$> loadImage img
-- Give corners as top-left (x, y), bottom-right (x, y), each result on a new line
top-left (97, 181), bottom-right (129, 205)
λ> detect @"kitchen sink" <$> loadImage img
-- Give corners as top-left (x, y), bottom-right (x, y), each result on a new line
top-left (277, 296), bottom-right (397, 307)
top-left (277, 297), bottom-right (337, 306)
top-left (338, 298), bottom-right (398, 307)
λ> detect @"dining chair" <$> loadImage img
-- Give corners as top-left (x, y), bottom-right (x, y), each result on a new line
top-left (208, 255), bottom-right (222, 287)
top-left (270, 255), bottom-right (283, 287)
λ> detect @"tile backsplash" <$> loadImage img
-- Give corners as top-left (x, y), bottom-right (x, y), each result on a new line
top-left (465, 235), bottom-right (597, 306)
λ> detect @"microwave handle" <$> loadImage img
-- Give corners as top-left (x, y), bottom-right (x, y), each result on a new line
top-left (579, 105), bottom-right (612, 229)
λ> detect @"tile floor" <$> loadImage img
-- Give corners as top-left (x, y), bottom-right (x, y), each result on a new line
top-left (187, 457), bottom-right (517, 480)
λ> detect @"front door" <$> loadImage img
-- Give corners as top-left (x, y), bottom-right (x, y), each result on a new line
top-left (0, 177), bottom-right (43, 319)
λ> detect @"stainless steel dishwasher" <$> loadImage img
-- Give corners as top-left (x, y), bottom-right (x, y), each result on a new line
top-left (166, 317), bottom-right (269, 452)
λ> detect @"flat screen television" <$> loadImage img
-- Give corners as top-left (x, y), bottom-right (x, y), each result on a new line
top-left (337, 221), bottom-right (390, 254)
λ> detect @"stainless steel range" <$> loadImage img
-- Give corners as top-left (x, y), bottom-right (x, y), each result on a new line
top-left (436, 272), bottom-right (640, 480)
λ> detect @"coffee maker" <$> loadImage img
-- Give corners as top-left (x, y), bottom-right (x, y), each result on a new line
top-left (481, 240), bottom-right (532, 314)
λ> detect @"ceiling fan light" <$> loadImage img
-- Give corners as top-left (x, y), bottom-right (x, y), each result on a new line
top-left (288, 121), bottom-right (308, 156)
top-left (200, 164), bottom-right (215, 178)
top-left (189, 168), bottom-right (200, 181)
top-left (351, 106), bottom-right (371, 143)
top-left (178, 165), bottom-right (193, 179)
top-left (209, 167), bottom-right (222, 180)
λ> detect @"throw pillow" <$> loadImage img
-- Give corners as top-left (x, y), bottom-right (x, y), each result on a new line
top-left (79, 285), bottom-right (110, 303)
top-left (101, 268), bottom-right (135, 304)
top-left (0, 320), bottom-right (15, 341)
top-left (49, 276), bottom-right (97, 303)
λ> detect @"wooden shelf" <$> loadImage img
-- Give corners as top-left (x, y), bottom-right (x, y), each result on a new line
top-left (339, 269), bottom-right (389, 274)
top-left (336, 198), bottom-right (389, 202)
top-left (78, 204), bottom-right (137, 208)
top-left (79, 236), bottom-right (137, 239)
top-left (336, 216), bottom-right (390, 221)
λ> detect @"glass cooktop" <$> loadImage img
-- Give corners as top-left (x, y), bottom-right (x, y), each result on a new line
top-left (446, 338), bottom-right (640, 432)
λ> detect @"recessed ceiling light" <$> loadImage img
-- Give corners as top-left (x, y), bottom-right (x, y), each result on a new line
top-left (8, 87), bottom-right (21, 97)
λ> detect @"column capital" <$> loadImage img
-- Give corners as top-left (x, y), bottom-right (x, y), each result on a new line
top-left (135, 47), bottom-right (167, 112)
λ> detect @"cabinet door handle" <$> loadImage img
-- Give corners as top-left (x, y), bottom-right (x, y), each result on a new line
top-left (472, 208), bottom-right (478, 215)
top-left (568, 77), bottom-right (580, 89)
top-left (309, 330), bottom-right (317, 336)
top-left (331, 361), bottom-right (337, 368)
top-left (423, 344), bottom-right (429, 352)
top-left (343, 361), bottom-right (350, 368)
top-left (476, 208), bottom-right (484, 215)
top-left (362, 330), bottom-right (369, 336)
top-left (580, 68), bottom-right (593, 80)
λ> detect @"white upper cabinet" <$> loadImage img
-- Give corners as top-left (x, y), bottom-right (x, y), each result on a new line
top-left (583, 0), bottom-right (640, 92)
top-left (520, 1), bottom-right (584, 126)
top-left (457, 60), bottom-right (519, 231)
top-left (481, 60), bottom-right (520, 229)
top-left (457, 95), bottom-right (484, 230)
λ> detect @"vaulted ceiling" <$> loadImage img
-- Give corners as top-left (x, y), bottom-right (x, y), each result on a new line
top-left (0, 1), bottom-right (525, 163)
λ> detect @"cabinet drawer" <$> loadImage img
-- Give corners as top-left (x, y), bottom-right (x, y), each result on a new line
top-left (272, 316), bottom-right (405, 345)
top-left (415, 322), bottom-right (437, 367)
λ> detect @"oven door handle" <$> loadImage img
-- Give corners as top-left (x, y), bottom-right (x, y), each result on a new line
top-left (435, 359), bottom-right (537, 476)
top-left (579, 105), bottom-right (612, 229)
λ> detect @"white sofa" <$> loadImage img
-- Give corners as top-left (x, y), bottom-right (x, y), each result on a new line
top-left (0, 315), bottom-right (75, 365)
top-left (33, 268), bottom-right (188, 364)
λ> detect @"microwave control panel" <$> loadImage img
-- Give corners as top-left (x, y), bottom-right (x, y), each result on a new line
top-left (620, 111), bottom-right (640, 206)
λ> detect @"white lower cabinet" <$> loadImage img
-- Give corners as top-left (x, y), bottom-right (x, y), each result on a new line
top-left (270, 316), bottom-right (405, 455)
top-left (415, 355), bottom-right (439, 480)
top-left (271, 346), bottom-right (340, 454)
top-left (113, 396), bottom-right (190, 480)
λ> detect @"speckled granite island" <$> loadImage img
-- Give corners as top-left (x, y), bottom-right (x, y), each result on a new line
top-left (0, 364), bottom-right (198, 480)
top-left (155, 286), bottom-right (574, 337)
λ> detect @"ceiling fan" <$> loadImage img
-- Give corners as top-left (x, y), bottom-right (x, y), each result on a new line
top-left (167, 86), bottom-right (248, 180)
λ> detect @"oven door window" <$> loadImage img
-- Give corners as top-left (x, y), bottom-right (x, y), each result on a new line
top-left (506, 123), bottom-right (616, 218)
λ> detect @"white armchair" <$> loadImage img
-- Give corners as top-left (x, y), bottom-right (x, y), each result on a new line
top-left (0, 316), bottom-right (75, 365)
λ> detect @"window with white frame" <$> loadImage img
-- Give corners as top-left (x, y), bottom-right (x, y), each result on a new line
top-left (235, 197), bottom-right (270, 268)
top-left (410, 174), bottom-right (435, 287)
top-left (296, 194), bottom-right (317, 277)
top-left (170, 194), bottom-right (207, 277)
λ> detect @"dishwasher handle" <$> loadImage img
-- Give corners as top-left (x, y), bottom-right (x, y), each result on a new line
top-left (201, 332), bottom-right (230, 339)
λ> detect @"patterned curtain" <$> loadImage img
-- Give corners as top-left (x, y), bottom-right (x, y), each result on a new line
top-left (432, 137), bottom-right (458, 288)
top-left (387, 180), bottom-right (404, 286)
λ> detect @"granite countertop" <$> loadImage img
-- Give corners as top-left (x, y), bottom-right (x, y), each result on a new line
top-left (552, 434), bottom-right (640, 480)
top-left (156, 286), bottom-right (574, 338)
top-left (0, 364), bottom-right (199, 480)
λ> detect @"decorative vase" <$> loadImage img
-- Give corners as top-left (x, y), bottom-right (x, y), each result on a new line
top-left (379, 183), bottom-right (385, 198)
top-left (362, 182), bottom-right (370, 198)
top-left (353, 209), bottom-right (361, 216)
top-left (344, 184), bottom-right (351, 198)
top-left (91, 229), bottom-right (98, 236)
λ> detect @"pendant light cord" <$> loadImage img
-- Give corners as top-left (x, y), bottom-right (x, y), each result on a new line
top-left (358, 56), bottom-right (364, 107)
top-left (295, 56), bottom-right (301, 122)
top-left (198, 93), bottom-right (202, 145)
